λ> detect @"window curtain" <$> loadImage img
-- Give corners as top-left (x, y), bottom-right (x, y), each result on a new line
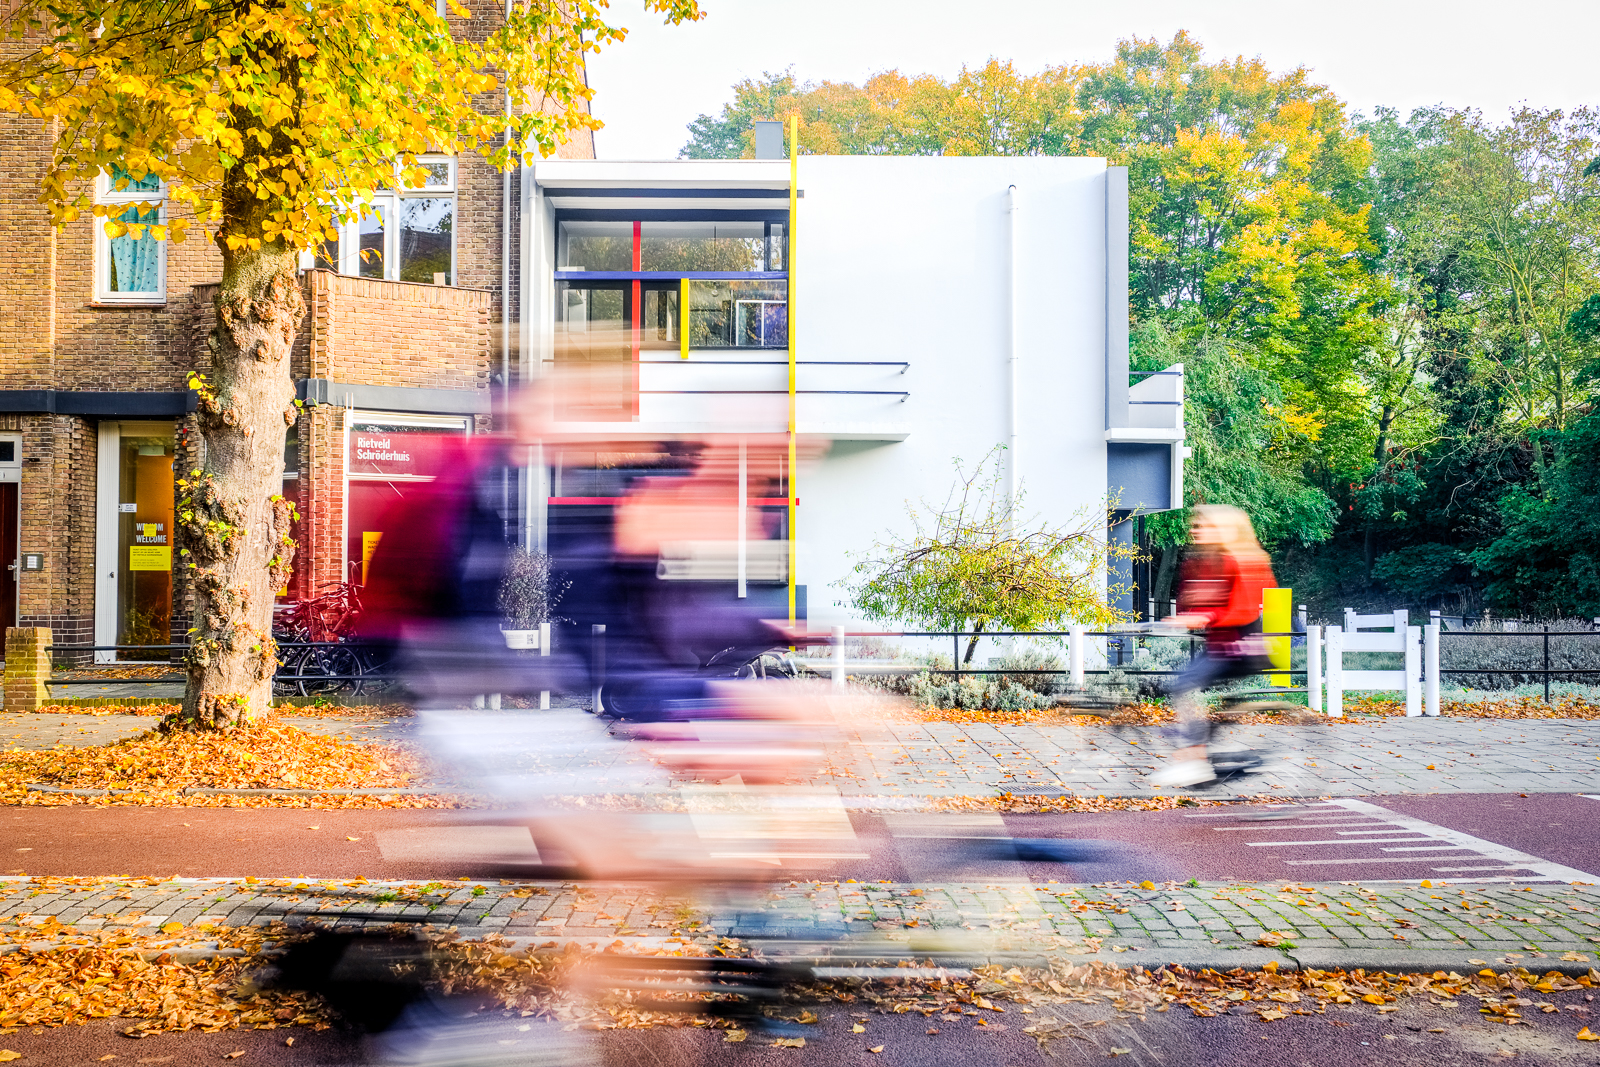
top-left (109, 206), bottom-right (160, 293)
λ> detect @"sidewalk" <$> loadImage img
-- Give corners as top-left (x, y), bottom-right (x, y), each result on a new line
top-left (4, 874), bottom-right (1598, 976)
top-left (6, 707), bottom-right (1599, 799)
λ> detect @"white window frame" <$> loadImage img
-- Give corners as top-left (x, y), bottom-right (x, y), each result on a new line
top-left (305, 156), bottom-right (458, 284)
top-left (94, 170), bottom-right (167, 304)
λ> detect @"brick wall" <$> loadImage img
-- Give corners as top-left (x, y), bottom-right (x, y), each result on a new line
top-left (14, 414), bottom-right (97, 663)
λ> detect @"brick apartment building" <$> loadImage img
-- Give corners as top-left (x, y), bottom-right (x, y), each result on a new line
top-left (0, 2), bottom-right (591, 663)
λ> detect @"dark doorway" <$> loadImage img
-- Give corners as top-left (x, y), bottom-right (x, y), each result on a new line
top-left (1, 481), bottom-right (17, 632)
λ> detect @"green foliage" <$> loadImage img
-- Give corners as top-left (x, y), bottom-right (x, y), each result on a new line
top-left (1134, 321), bottom-right (1336, 550)
top-left (1, 0), bottom-right (703, 253)
top-left (844, 448), bottom-right (1135, 653)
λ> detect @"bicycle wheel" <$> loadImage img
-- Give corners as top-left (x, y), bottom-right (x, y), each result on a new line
top-left (295, 644), bottom-right (362, 697)
top-left (273, 644), bottom-right (307, 698)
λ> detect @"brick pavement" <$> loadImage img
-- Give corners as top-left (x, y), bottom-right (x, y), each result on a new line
top-left (6, 708), bottom-right (1600, 799)
top-left (4, 874), bottom-right (1599, 974)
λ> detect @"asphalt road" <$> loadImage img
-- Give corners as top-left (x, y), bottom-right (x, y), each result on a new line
top-left (3, 984), bottom-right (1597, 1067)
top-left (5, 795), bottom-right (1598, 884)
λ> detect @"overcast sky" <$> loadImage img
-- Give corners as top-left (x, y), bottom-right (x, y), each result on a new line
top-left (583, 0), bottom-right (1598, 160)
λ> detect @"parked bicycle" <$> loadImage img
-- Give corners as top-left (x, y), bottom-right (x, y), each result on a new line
top-left (272, 565), bottom-right (395, 697)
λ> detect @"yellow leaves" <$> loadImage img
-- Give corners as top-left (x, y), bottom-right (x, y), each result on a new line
top-left (0, 1052), bottom-right (19, 1062)
top-left (1138, 880), bottom-right (1156, 890)
top-left (1361, 993), bottom-right (1388, 1005)
top-left (851, 1023), bottom-right (866, 1033)
top-left (159, 922), bottom-right (183, 935)
top-left (722, 1029), bottom-right (747, 1043)
top-left (1257, 1008), bottom-right (1288, 1021)
top-left (773, 1037), bottom-right (806, 1048)
top-left (1577, 1026), bottom-right (1598, 1041)
top-left (867, 1046), bottom-right (884, 1054)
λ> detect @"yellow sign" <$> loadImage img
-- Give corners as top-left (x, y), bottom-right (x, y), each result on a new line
top-left (129, 545), bottom-right (172, 572)
top-left (361, 531), bottom-right (383, 584)
top-left (1263, 587), bottom-right (1292, 687)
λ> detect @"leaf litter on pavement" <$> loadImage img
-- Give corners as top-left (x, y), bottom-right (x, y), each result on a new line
top-left (0, 721), bottom-right (460, 809)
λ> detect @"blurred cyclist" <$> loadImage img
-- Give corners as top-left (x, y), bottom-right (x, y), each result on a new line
top-left (1149, 504), bottom-right (1276, 787)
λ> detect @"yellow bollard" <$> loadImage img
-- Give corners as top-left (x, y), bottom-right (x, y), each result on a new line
top-left (1263, 587), bottom-right (1292, 687)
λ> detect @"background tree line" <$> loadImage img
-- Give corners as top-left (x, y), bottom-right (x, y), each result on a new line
top-left (683, 32), bottom-right (1600, 619)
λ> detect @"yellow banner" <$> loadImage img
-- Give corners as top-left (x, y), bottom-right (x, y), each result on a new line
top-left (129, 545), bottom-right (171, 572)
top-left (362, 531), bottom-right (383, 585)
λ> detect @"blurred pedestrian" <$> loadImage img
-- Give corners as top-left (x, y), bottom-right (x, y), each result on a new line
top-left (1149, 504), bottom-right (1276, 787)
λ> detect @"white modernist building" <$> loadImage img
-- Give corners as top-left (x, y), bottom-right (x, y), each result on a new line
top-left (517, 147), bottom-right (1185, 626)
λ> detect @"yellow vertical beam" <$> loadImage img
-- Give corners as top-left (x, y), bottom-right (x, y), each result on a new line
top-left (1263, 587), bottom-right (1292, 687)
top-left (787, 116), bottom-right (798, 627)
top-left (679, 277), bottom-right (689, 359)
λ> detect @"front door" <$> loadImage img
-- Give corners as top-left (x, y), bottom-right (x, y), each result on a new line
top-left (95, 422), bottom-right (176, 662)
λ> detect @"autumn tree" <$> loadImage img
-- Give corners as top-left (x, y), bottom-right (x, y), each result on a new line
top-left (0, 0), bottom-right (699, 729)
top-left (845, 449), bottom-right (1136, 664)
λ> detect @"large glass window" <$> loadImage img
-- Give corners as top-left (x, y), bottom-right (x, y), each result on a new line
top-left (557, 220), bottom-right (785, 273)
top-left (95, 166), bottom-right (165, 303)
top-left (313, 156), bottom-right (455, 284)
top-left (687, 279), bottom-right (788, 348)
top-left (116, 433), bottom-right (175, 658)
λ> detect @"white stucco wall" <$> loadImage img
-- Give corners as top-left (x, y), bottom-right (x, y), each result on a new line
top-left (524, 156), bottom-right (1117, 630)
top-left (793, 156), bottom-right (1110, 626)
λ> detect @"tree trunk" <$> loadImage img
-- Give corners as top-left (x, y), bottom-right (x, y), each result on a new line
top-left (1152, 544), bottom-right (1179, 610)
top-left (963, 620), bottom-right (986, 665)
top-left (168, 243), bottom-right (302, 731)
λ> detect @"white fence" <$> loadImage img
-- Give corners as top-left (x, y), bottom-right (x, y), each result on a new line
top-left (1307, 608), bottom-right (1439, 718)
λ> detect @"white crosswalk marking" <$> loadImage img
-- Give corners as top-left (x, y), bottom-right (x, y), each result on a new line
top-left (1197, 797), bottom-right (1598, 882)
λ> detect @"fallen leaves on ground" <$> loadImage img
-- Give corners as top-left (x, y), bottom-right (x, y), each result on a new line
top-left (0, 722), bottom-right (423, 796)
top-left (918, 694), bottom-right (1600, 723)
top-left (931, 793), bottom-right (1217, 815)
top-left (1345, 695), bottom-right (1600, 719)
top-left (0, 917), bottom-right (329, 1035)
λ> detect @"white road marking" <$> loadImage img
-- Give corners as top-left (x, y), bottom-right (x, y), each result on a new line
top-left (1377, 845), bottom-right (1474, 852)
top-left (375, 825), bottom-right (541, 865)
top-left (1209, 821), bottom-right (1388, 831)
top-left (1285, 856), bottom-right (1473, 866)
top-left (1328, 798), bottom-right (1598, 882)
top-left (1245, 838), bottom-right (1431, 847)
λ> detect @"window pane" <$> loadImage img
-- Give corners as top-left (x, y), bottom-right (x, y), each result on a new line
top-left (642, 284), bottom-right (679, 348)
top-left (108, 164), bottom-right (161, 194)
top-left (640, 221), bottom-right (765, 271)
top-left (108, 206), bottom-right (161, 293)
top-left (558, 220), bottom-right (632, 271)
top-left (399, 197), bottom-right (454, 284)
top-left (687, 279), bottom-right (787, 348)
top-left (315, 234), bottom-right (340, 271)
top-left (358, 203), bottom-right (387, 278)
top-left (768, 221), bottom-right (786, 271)
top-left (555, 283), bottom-right (629, 362)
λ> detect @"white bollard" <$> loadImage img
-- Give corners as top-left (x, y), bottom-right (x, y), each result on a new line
top-left (1325, 625), bottom-right (1344, 717)
top-left (1306, 624), bottom-right (1322, 713)
top-left (831, 625), bottom-right (847, 691)
top-left (488, 693), bottom-right (501, 710)
top-left (1069, 624), bottom-right (1085, 687)
top-left (1424, 620), bottom-right (1440, 717)
top-left (1404, 624), bottom-right (1422, 717)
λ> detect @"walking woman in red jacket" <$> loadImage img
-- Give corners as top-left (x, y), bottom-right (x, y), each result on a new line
top-left (1149, 504), bottom-right (1277, 787)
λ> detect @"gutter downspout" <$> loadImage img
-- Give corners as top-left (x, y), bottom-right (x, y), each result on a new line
top-left (500, 1), bottom-right (514, 535)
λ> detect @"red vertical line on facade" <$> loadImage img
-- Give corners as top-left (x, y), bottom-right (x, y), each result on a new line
top-left (632, 220), bottom-right (642, 419)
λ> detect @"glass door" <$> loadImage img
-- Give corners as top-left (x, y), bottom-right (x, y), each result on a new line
top-left (95, 422), bottom-right (176, 663)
